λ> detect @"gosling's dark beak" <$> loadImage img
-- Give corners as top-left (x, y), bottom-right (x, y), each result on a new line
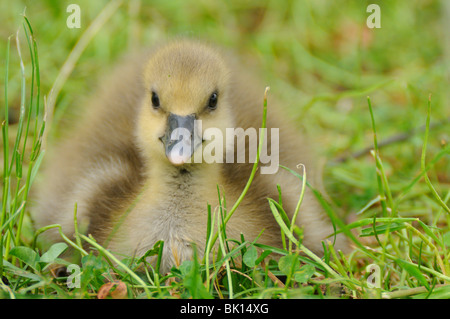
top-left (160, 113), bottom-right (202, 165)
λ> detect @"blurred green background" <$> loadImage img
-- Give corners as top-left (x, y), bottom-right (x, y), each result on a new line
top-left (1, 0), bottom-right (449, 216)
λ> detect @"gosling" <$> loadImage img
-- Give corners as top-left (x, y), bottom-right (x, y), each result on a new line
top-left (34, 39), bottom-right (348, 273)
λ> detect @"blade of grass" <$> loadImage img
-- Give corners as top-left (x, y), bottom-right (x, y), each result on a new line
top-left (5, 29), bottom-right (29, 258)
top-left (382, 284), bottom-right (450, 299)
top-left (1, 35), bottom-right (12, 278)
top-left (32, 224), bottom-right (88, 256)
top-left (204, 204), bottom-right (216, 293)
top-left (72, 203), bottom-right (82, 250)
top-left (288, 163), bottom-right (307, 253)
top-left (395, 258), bottom-right (430, 290)
top-left (366, 246), bottom-right (450, 282)
top-left (267, 198), bottom-right (343, 280)
top-left (13, 17), bottom-right (44, 249)
top-left (23, 15), bottom-right (41, 144)
top-left (79, 234), bottom-right (151, 298)
top-left (8, 30), bottom-right (27, 175)
top-left (367, 96), bottom-right (394, 217)
top-left (266, 199), bottom-right (289, 250)
top-left (216, 210), bottom-right (233, 299)
top-left (421, 95), bottom-right (450, 215)
top-left (208, 87), bottom-right (270, 254)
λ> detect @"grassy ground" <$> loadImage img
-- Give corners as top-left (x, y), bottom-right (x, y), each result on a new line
top-left (1, 0), bottom-right (449, 299)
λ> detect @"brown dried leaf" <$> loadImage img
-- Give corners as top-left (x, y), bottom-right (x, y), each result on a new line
top-left (166, 277), bottom-right (181, 298)
top-left (98, 280), bottom-right (128, 299)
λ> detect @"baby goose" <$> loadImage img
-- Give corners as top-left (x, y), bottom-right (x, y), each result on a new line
top-left (34, 39), bottom-right (348, 273)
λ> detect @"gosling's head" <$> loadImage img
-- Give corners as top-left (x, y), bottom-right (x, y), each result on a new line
top-left (136, 40), bottom-right (233, 169)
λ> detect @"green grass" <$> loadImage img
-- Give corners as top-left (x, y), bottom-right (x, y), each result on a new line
top-left (1, 0), bottom-right (449, 299)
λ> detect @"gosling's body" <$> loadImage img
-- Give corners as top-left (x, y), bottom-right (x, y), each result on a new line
top-left (34, 40), bottom-right (347, 273)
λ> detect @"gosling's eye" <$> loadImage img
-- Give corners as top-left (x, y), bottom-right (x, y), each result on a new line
top-left (151, 91), bottom-right (160, 109)
top-left (208, 92), bottom-right (218, 110)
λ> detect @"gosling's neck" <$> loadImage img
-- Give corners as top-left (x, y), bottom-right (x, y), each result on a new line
top-left (147, 159), bottom-right (224, 194)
